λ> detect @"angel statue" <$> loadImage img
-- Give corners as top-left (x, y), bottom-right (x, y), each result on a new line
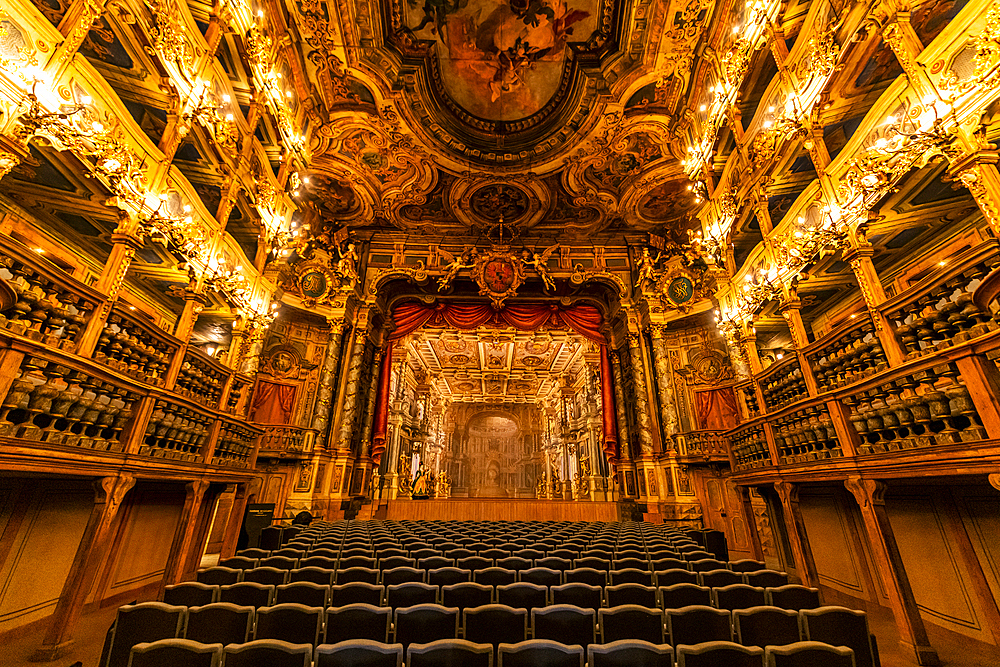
top-left (437, 248), bottom-right (477, 291)
top-left (334, 242), bottom-right (360, 286)
top-left (522, 244), bottom-right (559, 291)
top-left (635, 247), bottom-right (661, 289)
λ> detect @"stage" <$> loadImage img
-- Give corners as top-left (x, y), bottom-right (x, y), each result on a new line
top-left (383, 499), bottom-right (620, 521)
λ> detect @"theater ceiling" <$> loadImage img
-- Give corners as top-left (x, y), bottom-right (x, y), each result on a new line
top-left (288, 0), bottom-right (719, 240)
top-left (404, 328), bottom-right (590, 403)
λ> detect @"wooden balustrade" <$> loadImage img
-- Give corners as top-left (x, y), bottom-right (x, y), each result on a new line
top-left (771, 403), bottom-right (841, 464)
top-left (176, 348), bottom-right (228, 409)
top-left (735, 380), bottom-right (760, 421)
top-left (729, 422), bottom-right (770, 471)
top-left (95, 306), bottom-right (180, 386)
top-left (257, 425), bottom-right (314, 458)
top-left (805, 315), bottom-right (887, 392)
top-left (881, 241), bottom-right (1000, 358)
top-left (759, 355), bottom-right (808, 411)
top-left (0, 238), bottom-right (104, 353)
top-left (674, 430), bottom-right (729, 458)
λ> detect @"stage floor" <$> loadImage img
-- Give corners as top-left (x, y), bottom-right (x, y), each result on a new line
top-left (384, 499), bottom-right (620, 521)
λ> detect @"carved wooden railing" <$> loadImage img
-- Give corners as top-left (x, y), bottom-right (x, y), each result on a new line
top-left (725, 240), bottom-right (1000, 479)
top-left (0, 235), bottom-right (262, 473)
top-left (257, 425), bottom-right (315, 459)
top-left (674, 430), bottom-right (729, 459)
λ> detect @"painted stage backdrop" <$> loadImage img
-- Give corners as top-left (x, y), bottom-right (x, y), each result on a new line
top-left (406, 0), bottom-right (598, 120)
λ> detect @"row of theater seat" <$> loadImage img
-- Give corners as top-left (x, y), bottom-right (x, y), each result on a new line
top-left (110, 600), bottom-right (874, 667)
top-left (199, 562), bottom-right (784, 587)
top-left (222, 553), bottom-right (737, 571)
top-left (125, 637), bottom-right (857, 667)
top-left (169, 580), bottom-right (817, 613)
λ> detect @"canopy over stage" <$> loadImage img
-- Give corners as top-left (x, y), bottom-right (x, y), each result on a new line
top-left (384, 499), bottom-right (620, 522)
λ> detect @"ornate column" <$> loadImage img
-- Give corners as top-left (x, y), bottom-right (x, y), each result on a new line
top-left (34, 474), bottom-right (136, 660)
top-left (611, 349), bottom-right (636, 497)
top-left (335, 330), bottom-right (369, 451)
top-left (844, 246), bottom-right (907, 366)
top-left (844, 477), bottom-right (940, 666)
top-left (649, 326), bottom-right (679, 440)
top-left (76, 224), bottom-right (145, 357)
top-left (779, 297), bottom-right (819, 396)
top-left (312, 319), bottom-right (347, 449)
top-left (627, 333), bottom-right (655, 456)
top-left (951, 153), bottom-right (1000, 237)
top-left (773, 481), bottom-right (820, 588)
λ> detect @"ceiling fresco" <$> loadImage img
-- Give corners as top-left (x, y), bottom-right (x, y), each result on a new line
top-left (291, 0), bottom-right (722, 239)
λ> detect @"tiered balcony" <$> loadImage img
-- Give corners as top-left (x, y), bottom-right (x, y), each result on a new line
top-left (0, 236), bottom-right (262, 481)
top-left (725, 240), bottom-right (1000, 482)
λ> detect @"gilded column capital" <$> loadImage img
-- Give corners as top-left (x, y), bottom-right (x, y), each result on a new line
top-left (844, 476), bottom-right (888, 507)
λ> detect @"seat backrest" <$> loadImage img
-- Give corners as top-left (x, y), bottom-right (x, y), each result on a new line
top-left (163, 582), bottom-right (218, 607)
top-left (336, 566), bottom-right (380, 585)
top-left (536, 557), bottom-right (572, 571)
top-left (275, 581), bottom-right (330, 607)
top-left (313, 639), bottom-right (403, 667)
top-left (325, 603), bottom-right (392, 643)
top-left (463, 604), bottom-right (528, 647)
top-left (428, 567), bottom-right (472, 586)
top-left (689, 558), bottom-right (728, 572)
top-left (496, 583), bottom-right (548, 612)
top-left (497, 557), bottom-right (533, 571)
top-left (764, 641), bottom-right (855, 667)
top-left (531, 604), bottom-right (595, 647)
top-left (587, 639), bottom-right (673, 667)
top-left (219, 557), bottom-right (257, 570)
top-left (108, 603), bottom-right (186, 667)
top-left (800, 606), bottom-right (875, 667)
top-left (220, 582), bottom-right (275, 608)
top-left (700, 569), bottom-right (744, 588)
top-left (666, 604), bottom-right (732, 645)
top-left (378, 556), bottom-right (417, 570)
top-left (243, 566), bottom-right (288, 586)
top-left (712, 584), bottom-right (766, 611)
top-left (676, 641), bottom-right (765, 667)
top-left (185, 603), bottom-right (254, 645)
top-left (254, 603), bottom-right (324, 646)
top-left (610, 569), bottom-right (654, 586)
top-left (550, 583), bottom-right (602, 610)
top-left (564, 567), bottom-right (607, 587)
top-left (459, 556), bottom-right (494, 571)
top-left (406, 638), bottom-right (493, 667)
top-left (766, 585), bottom-right (821, 611)
top-left (382, 566), bottom-right (426, 586)
top-left (196, 567), bottom-right (242, 586)
top-left (260, 556), bottom-right (299, 570)
top-left (605, 583), bottom-right (657, 608)
top-left (474, 567), bottom-right (517, 587)
top-left (497, 639), bottom-right (584, 667)
top-left (329, 581), bottom-right (384, 606)
top-left (658, 583), bottom-right (712, 609)
top-left (520, 567), bottom-right (562, 587)
top-left (393, 604), bottom-right (460, 649)
top-left (733, 606), bottom-right (801, 648)
top-left (289, 566), bottom-right (335, 585)
top-left (223, 639), bottom-right (311, 667)
top-left (729, 559), bottom-right (768, 573)
top-left (128, 639), bottom-right (222, 667)
top-left (442, 582), bottom-right (496, 610)
top-left (650, 558), bottom-right (688, 572)
top-left (387, 582), bottom-right (439, 608)
top-left (654, 569), bottom-right (698, 587)
top-left (598, 605), bottom-right (665, 644)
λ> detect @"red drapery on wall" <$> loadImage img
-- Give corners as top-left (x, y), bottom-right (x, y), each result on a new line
top-left (694, 386), bottom-right (740, 430)
top-left (251, 380), bottom-right (297, 424)
top-left (371, 342), bottom-right (393, 466)
top-left (374, 301), bottom-right (618, 467)
top-left (600, 344), bottom-right (619, 465)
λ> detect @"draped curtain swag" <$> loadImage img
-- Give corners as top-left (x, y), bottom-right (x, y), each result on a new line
top-left (694, 386), bottom-right (739, 431)
top-left (251, 380), bottom-right (297, 425)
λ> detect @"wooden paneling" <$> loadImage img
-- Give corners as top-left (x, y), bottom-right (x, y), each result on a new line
top-left (386, 499), bottom-right (619, 521)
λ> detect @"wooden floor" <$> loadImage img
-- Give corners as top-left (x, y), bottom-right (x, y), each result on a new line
top-left (384, 499), bottom-right (620, 521)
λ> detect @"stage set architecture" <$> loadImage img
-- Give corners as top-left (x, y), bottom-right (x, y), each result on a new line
top-left (1, 0), bottom-right (1000, 663)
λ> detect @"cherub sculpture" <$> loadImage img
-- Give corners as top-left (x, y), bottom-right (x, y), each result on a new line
top-left (635, 247), bottom-right (660, 288)
top-left (522, 244), bottom-right (559, 291)
top-left (437, 248), bottom-right (477, 291)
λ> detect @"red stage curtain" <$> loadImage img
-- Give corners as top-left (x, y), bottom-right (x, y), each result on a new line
top-left (251, 380), bottom-right (296, 424)
top-left (600, 344), bottom-right (619, 464)
top-left (371, 342), bottom-right (393, 466)
top-left (389, 301), bottom-right (606, 343)
top-left (695, 387), bottom-right (740, 430)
